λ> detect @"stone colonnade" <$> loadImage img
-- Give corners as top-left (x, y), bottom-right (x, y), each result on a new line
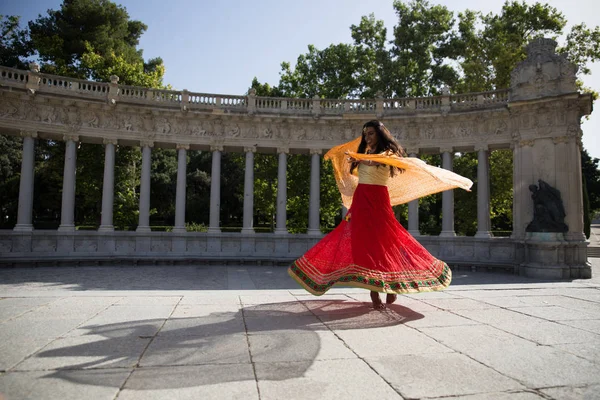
top-left (0, 38), bottom-right (594, 279)
top-left (12, 135), bottom-right (494, 237)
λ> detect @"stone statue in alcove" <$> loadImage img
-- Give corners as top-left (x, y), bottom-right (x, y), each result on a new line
top-left (526, 179), bottom-right (568, 233)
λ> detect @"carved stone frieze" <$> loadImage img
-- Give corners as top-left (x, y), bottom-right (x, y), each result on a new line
top-left (0, 86), bottom-right (588, 154)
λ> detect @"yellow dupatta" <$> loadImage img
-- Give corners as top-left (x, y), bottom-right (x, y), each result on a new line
top-left (324, 137), bottom-right (473, 209)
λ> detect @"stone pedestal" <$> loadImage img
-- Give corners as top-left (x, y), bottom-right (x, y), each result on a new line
top-left (520, 232), bottom-right (591, 279)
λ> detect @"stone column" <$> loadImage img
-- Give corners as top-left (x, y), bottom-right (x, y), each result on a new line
top-left (98, 138), bottom-right (117, 232)
top-left (208, 145), bottom-right (223, 234)
top-left (407, 151), bottom-right (420, 236)
top-left (173, 143), bottom-right (189, 234)
top-left (58, 135), bottom-right (79, 231)
top-left (308, 149), bottom-right (322, 235)
top-left (512, 140), bottom-right (535, 239)
top-left (242, 146), bottom-right (256, 234)
top-left (14, 131), bottom-right (37, 232)
top-left (275, 147), bottom-right (289, 234)
top-left (475, 145), bottom-right (492, 238)
top-left (136, 141), bottom-right (153, 233)
top-left (560, 136), bottom-right (586, 242)
top-left (440, 148), bottom-right (456, 237)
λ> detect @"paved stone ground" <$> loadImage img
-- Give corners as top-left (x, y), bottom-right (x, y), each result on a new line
top-left (0, 260), bottom-right (599, 400)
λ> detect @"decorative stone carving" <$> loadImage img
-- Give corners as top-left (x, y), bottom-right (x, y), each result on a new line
top-left (552, 136), bottom-right (570, 145)
top-left (511, 38), bottom-right (578, 101)
top-left (156, 117), bottom-right (172, 134)
top-left (0, 100), bottom-right (19, 118)
top-left (526, 179), bottom-right (568, 233)
top-left (19, 130), bottom-right (38, 138)
top-left (518, 139), bottom-right (535, 147)
top-left (474, 143), bottom-right (488, 152)
top-left (309, 148), bottom-right (323, 155)
top-left (103, 138), bottom-right (118, 145)
top-left (140, 140), bottom-right (154, 148)
top-left (210, 144), bottom-right (224, 152)
top-left (81, 110), bottom-right (100, 128)
top-left (63, 134), bottom-right (79, 142)
top-left (262, 126), bottom-right (274, 139)
top-left (277, 147), bottom-right (289, 154)
top-left (226, 123), bottom-right (240, 137)
top-left (176, 143), bottom-right (190, 150)
top-left (243, 146), bottom-right (256, 153)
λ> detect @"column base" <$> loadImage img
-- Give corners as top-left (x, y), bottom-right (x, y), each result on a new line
top-left (136, 226), bottom-right (151, 233)
top-left (98, 225), bottom-right (114, 232)
top-left (207, 227), bottom-right (221, 234)
top-left (439, 231), bottom-right (456, 237)
top-left (564, 232), bottom-right (586, 242)
top-left (172, 227), bottom-right (187, 234)
top-left (408, 230), bottom-right (420, 237)
top-left (475, 231), bottom-right (492, 238)
top-left (274, 229), bottom-right (288, 235)
top-left (241, 228), bottom-right (255, 235)
top-left (13, 224), bottom-right (33, 232)
top-left (307, 229), bottom-right (322, 236)
top-left (58, 224), bottom-right (76, 232)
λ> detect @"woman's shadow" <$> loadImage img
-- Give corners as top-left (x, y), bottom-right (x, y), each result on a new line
top-left (37, 299), bottom-right (424, 389)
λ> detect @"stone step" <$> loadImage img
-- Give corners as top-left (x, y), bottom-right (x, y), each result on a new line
top-left (588, 247), bottom-right (600, 258)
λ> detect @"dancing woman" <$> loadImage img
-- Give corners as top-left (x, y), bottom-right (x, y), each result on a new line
top-left (288, 120), bottom-right (473, 309)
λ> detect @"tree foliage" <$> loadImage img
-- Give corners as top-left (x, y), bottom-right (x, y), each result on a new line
top-left (250, 0), bottom-right (599, 235)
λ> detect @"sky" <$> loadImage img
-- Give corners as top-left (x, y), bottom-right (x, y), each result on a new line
top-left (2, 0), bottom-right (600, 159)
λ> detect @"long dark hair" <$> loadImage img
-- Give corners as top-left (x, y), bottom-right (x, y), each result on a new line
top-left (350, 120), bottom-right (406, 177)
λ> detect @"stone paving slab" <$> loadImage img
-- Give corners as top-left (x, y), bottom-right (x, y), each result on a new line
top-left (366, 352), bottom-right (525, 398)
top-left (118, 364), bottom-right (259, 400)
top-left (254, 359), bottom-right (402, 400)
top-left (0, 262), bottom-right (599, 400)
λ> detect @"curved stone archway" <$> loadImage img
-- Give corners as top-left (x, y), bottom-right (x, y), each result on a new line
top-left (0, 38), bottom-right (593, 278)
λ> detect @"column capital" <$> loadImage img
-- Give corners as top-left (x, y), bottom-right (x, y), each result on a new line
top-left (63, 134), bottom-right (79, 142)
top-left (210, 144), bottom-right (224, 152)
top-left (277, 147), bottom-right (289, 154)
top-left (244, 146), bottom-right (257, 153)
top-left (309, 148), bottom-right (323, 155)
top-left (102, 138), bottom-right (118, 146)
top-left (405, 148), bottom-right (419, 156)
top-left (519, 139), bottom-right (535, 148)
top-left (474, 143), bottom-right (489, 152)
top-left (140, 140), bottom-right (155, 148)
top-left (19, 130), bottom-right (38, 139)
top-left (552, 136), bottom-right (570, 145)
top-left (439, 147), bottom-right (454, 154)
top-left (176, 143), bottom-right (190, 150)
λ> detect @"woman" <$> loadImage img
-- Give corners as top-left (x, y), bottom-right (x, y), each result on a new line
top-left (288, 120), bottom-right (473, 309)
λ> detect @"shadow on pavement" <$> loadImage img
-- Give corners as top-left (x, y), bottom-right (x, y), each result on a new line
top-left (33, 300), bottom-right (423, 389)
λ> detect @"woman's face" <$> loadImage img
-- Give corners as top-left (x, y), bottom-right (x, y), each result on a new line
top-left (364, 127), bottom-right (378, 149)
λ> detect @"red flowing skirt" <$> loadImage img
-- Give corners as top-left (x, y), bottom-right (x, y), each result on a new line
top-left (288, 184), bottom-right (452, 295)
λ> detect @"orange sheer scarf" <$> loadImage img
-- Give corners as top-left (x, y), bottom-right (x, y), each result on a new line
top-left (324, 137), bottom-right (473, 209)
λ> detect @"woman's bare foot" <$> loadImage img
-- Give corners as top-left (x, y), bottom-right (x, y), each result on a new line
top-left (370, 291), bottom-right (385, 310)
top-left (386, 294), bottom-right (397, 304)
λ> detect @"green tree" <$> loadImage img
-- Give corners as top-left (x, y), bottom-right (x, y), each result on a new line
top-left (251, 0), bottom-right (600, 235)
top-left (0, 135), bottom-right (22, 228)
top-left (27, 0), bottom-right (164, 85)
top-left (582, 149), bottom-right (600, 219)
top-left (6, 0), bottom-right (169, 229)
top-left (0, 15), bottom-right (32, 69)
top-left (0, 16), bottom-right (31, 228)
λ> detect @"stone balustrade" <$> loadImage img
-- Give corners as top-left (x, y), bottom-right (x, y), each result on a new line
top-left (0, 65), bottom-right (509, 116)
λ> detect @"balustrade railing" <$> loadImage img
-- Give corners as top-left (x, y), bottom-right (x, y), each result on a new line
top-left (0, 65), bottom-right (510, 116)
top-left (0, 66), bottom-right (28, 84)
